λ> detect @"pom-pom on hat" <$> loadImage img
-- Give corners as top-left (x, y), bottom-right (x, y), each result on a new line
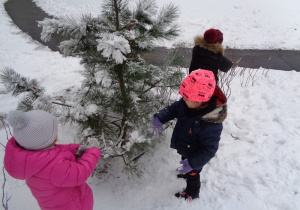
top-left (7, 110), bottom-right (58, 150)
top-left (204, 29), bottom-right (223, 44)
top-left (179, 69), bottom-right (216, 102)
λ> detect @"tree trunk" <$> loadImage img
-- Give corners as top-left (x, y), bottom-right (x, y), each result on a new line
top-left (113, 0), bottom-right (120, 31)
top-left (117, 67), bottom-right (129, 140)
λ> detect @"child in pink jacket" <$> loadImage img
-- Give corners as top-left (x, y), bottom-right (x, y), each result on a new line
top-left (4, 110), bottom-right (101, 210)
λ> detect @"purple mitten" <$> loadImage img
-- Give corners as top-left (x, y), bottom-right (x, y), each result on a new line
top-left (76, 145), bottom-right (87, 160)
top-left (148, 118), bottom-right (163, 135)
top-left (178, 159), bottom-right (193, 174)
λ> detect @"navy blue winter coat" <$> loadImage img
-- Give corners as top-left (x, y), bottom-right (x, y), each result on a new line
top-left (154, 86), bottom-right (227, 170)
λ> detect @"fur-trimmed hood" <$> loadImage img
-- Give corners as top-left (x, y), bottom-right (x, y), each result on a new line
top-left (194, 36), bottom-right (224, 55)
top-left (202, 86), bottom-right (227, 124)
top-left (202, 104), bottom-right (227, 124)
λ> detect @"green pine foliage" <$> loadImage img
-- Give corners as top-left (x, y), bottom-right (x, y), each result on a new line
top-left (1, 0), bottom-right (184, 172)
top-left (0, 67), bottom-right (46, 111)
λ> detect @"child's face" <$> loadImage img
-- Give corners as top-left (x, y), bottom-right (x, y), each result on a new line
top-left (183, 97), bottom-right (203, 109)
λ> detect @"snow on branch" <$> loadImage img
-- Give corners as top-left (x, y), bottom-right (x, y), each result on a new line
top-left (59, 39), bottom-right (79, 56)
top-left (0, 67), bottom-right (45, 98)
top-left (39, 15), bottom-right (91, 42)
top-left (135, 0), bottom-right (157, 23)
top-left (97, 33), bottom-right (131, 64)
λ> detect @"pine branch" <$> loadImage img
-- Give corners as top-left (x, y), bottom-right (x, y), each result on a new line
top-left (149, 3), bottom-right (180, 40)
top-left (142, 79), bottom-right (162, 95)
top-left (39, 15), bottom-right (92, 42)
top-left (130, 150), bottom-right (147, 162)
top-left (0, 67), bottom-right (45, 98)
top-left (80, 81), bottom-right (93, 103)
top-left (2, 167), bottom-right (11, 210)
top-left (52, 102), bottom-right (73, 108)
top-left (157, 3), bottom-right (180, 25)
top-left (0, 114), bottom-right (12, 141)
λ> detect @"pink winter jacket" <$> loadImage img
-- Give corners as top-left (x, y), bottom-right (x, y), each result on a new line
top-left (4, 137), bottom-right (101, 210)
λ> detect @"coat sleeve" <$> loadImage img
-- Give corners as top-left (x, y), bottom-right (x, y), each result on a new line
top-left (219, 56), bottom-right (233, 72)
top-left (67, 143), bottom-right (81, 156)
top-left (50, 147), bottom-right (101, 187)
top-left (188, 124), bottom-right (222, 170)
top-left (154, 100), bottom-right (181, 124)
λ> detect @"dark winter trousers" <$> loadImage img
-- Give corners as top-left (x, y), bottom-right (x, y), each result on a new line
top-left (185, 169), bottom-right (202, 197)
top-left (182, 157), bottom-right (202, 197)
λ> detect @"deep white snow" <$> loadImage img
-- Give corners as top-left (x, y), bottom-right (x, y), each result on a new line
top-left (1, 0), bottom-right (300, 210)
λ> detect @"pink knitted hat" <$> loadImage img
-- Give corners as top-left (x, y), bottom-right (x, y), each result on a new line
top-left (179, 69), bottom-right (216, 102)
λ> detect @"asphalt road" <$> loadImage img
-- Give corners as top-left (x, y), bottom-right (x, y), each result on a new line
top-left (4, 0), bottom-right (300, 71)
top-left (142, 47), bottom-right (300, 71)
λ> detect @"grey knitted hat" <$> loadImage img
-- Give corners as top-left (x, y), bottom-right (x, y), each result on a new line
top-left (7, 110), bottom-right (58, 150)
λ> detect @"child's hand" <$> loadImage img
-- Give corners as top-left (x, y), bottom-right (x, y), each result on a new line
top-left (76, 145), bottom-right (87, 160)
top-left (148, 118), bottom-right (163, 135)
top-left (177, 159), bottom-right (193, 174)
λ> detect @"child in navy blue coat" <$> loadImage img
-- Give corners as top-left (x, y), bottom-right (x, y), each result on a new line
top-left (149, 69), bottom-right (227, 200)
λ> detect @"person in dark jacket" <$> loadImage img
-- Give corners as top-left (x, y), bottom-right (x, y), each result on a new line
top-left (189, 29), bottom-right (233, 82)
top-left (149, 69), bottom-right (227, 201)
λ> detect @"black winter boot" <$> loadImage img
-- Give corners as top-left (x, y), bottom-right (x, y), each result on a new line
top-left (185, 184), bottom-right (200, 199)
top-left (175, 188), bottom-right (199, 201)
top-left (177, 173), bottom-right (188, 179)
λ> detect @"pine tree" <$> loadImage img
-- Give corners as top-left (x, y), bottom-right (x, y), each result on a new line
top-left (1, 0), bottom-right (183, 173)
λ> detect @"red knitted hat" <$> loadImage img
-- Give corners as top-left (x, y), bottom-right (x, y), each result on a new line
top-left (204, 29), bottom-right (223, 44)
top-left (179, 69), bottom-right (216, 102)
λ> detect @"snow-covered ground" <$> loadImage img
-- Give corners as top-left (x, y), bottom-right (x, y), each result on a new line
top-left (1, 0), bottom-right (300, 210)
top-left (32, 0), bottom-right (300, 50)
